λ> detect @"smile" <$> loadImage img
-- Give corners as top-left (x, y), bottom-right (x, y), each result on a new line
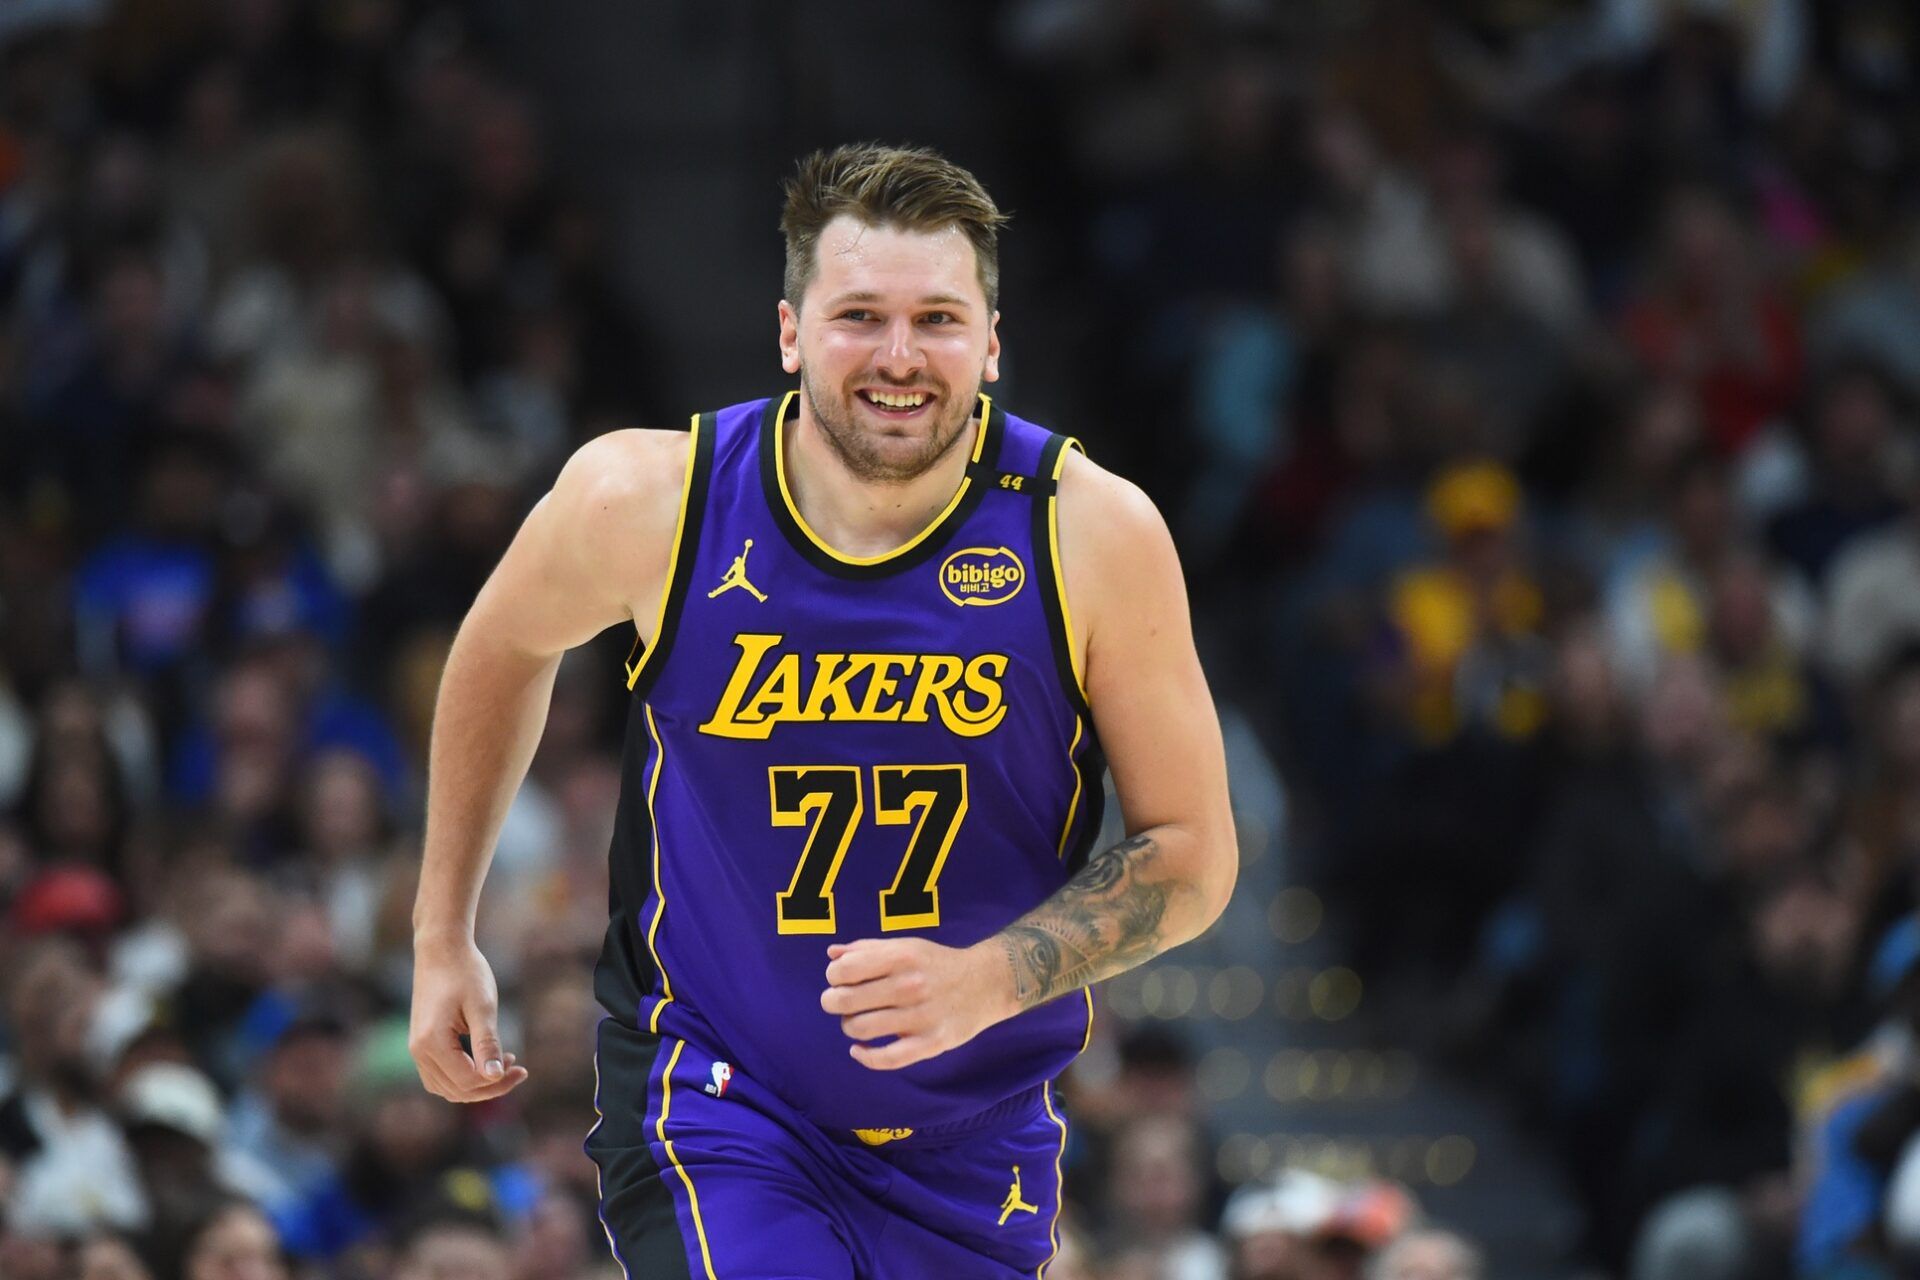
top-left (859, 389), bottom-right (933, 414)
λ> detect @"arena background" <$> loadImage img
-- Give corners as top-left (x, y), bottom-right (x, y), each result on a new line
top-left (3, 1), bottom-right (1919, 1278)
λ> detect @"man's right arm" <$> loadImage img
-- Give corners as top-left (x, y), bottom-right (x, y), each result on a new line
top-left (409, 428), bottom-right (688, 1103)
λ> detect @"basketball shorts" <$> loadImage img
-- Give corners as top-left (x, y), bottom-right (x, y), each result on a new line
top-left (584, 1015), bottom-right (1071, 1279)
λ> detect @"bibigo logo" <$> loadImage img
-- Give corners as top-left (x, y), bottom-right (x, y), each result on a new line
top-left (939, 547), bottom-right (1026, 608)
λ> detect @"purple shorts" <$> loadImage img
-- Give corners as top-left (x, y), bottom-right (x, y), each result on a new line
top-left (585, 1016), bottom-right (1072, 1279)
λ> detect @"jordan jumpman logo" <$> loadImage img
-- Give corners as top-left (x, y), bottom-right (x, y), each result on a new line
top-left (998, 1166), bottom-right (1039, 1225)
top-left (708, 539), bottom-right (768, 602)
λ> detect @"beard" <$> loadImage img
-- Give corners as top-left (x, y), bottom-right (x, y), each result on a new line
top-left (799, 363), bottom-right (981, 485)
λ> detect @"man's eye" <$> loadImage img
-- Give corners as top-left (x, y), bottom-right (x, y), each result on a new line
top-left (923, 313), bottom-right (953, 325)
top-left (839, 310), bottom-right (875, 322)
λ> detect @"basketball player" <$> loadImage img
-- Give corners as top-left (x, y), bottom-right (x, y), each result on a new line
top-left (409, 144), bottom-right (1236, 1278)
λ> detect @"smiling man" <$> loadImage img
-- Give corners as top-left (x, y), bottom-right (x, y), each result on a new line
top-left (408, 144), bottom-right (1236, 1279)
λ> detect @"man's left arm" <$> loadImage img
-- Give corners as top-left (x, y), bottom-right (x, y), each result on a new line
top-left (989, 452), bottom-right (1237, 1009)
top-left (823, 453), bottom-right (1237, 1068)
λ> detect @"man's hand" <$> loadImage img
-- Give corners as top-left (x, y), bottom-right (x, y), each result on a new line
top-left (821, 937), bottom-right (1016, 1071)
top-left (409, 933), bottom-right (530, 1102)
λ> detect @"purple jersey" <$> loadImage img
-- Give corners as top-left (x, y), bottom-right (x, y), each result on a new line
top-left (593, 391), bottom-right (1106, 1133)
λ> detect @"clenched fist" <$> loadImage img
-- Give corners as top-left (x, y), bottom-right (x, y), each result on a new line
top-left (821, 937), bottom-right (1018, 1071)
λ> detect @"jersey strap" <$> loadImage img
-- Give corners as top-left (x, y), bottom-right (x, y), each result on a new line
top-left (624, 413), bottom-right (717, 699)
top-left (1024, 431), bottom-right (1104, 872)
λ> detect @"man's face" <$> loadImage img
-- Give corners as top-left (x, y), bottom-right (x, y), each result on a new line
top-left (264, 1033), bottom-right (348, 1134)
top-left (7, 942), bottom-right (99, 1087)
top-left (779, 214), bottom-right (1000, 485)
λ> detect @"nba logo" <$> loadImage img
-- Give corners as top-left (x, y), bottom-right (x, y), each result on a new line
top-left (705, 1061), bottom-right (733, 1097)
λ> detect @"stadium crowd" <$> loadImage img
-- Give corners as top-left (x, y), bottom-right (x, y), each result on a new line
top-left (2, 0), bottom-right (1920, 1278)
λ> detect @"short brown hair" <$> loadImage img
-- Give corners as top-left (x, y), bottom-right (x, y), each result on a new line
top-left (780, 143), bottom-right (1010, 311)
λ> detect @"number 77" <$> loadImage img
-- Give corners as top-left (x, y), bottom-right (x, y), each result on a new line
top-left (770, 764), bottom-right (969, 935)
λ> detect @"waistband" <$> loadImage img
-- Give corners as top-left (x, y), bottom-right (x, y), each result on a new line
top-left (838, 1081), bottom-right (1050, 1150)
top-left (613, 1011), bottom-right (1059, 1151)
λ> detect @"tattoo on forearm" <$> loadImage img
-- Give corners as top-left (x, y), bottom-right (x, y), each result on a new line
top-left (998, 833), bottom-right (1183, 1010)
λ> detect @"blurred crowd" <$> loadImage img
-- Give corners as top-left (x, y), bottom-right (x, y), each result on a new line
top-left (1050, 1025), bottom-right (1484, 1280)
top-left (0, 1), bottom-right (657, 1277)
top-left (6, 0), bottom-right (1920, 1278)
top-left (1008, 0), bottom-right (1920, 1277)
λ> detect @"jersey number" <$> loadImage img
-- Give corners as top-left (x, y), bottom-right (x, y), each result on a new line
top-left (770, 764), bottom-right (969, 934)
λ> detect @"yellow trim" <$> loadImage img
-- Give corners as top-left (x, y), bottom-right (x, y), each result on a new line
top-left (643, 706), bottom-right (675, 1031)
top-left (1055, 718), bottom-right (1084, 860)
top-left (1039, 1082), bottom-right (1069, 1280)
top-left (1047, 439), bottom-right (1088, 702)
top-left (656, 1039), bottom-right (719, 1279)
top-left (774, 389), bottom-right (990, 566)
top-left (586, 1037), bottom-right (633, 1280)
top-left (875, 763), bottom-right (969, 931)
top-left (1055, 713), bottom-right (1092, 1068)
top-left (771, 765), bottom-right (864, 934)
top-left (626, 414), bottom-right (704, 691)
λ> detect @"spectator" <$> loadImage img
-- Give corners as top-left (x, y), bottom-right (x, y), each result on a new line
top-left (70, 432), bottom-right (231, 684)
top-left (1370, 1228), bottom-right (1482, 1280)
top-left (1765, 362), bottom-right (1910, 588)
top-left (1621, 183), bottom-right (1803, 458)
top-left (223, 1015), bottom-right (349, 1221)
top-left (394, 1209), bottom-right (512, 1280)
top-left (1701, 550), bottom-right (1840, 751)
top-left (1222, 1170), bottom-right (1414, 1280)
top-left (1824, 483), bottom-right (1920, 689)
top-left (1103, 1115), bottom-right (1229, 1280)
top-left (1606, 452), bottom-right (1813, 695)
top-left (1797, 917), bottom-right (1920, 1276)
top-left (0, 937), bottom-right (146, 1238)
top-left (117, 1061), bottom-right (278, 1233)
top-left (150, 1197), bottom-right (288, 1280)
top-left (1842, 648), bottom-right (1920, 933)
top-left (281, 747), bottom-right (408, 972)
top-left (1379, 460), bottom-right (1549, 746)
top-left (76, 1229), bottom-right (156, 1280)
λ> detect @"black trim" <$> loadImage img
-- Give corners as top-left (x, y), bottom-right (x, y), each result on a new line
top-left (1030, 433), bottom-right (1093, 722)
top-left (584, 1018), bottom-right (695, 1280)
top-left (967, 459), bottom-right (1057, 497)
top-left (759, 393), bottom-right (1006, 580)
top-left (1064, 739), bottom-right (1109, 877)
top-left (628, 414), bottom-right (716, 701)
top-left (594, 702), bottom-right (662, 1025)
top-left (1030, 430), bottom-right (1108, 874)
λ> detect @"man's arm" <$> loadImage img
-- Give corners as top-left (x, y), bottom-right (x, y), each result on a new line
top-left (822, 451), bottom-right (1237, 1069)
top-left (993, 451), bottom-right (1237, 1007)
top-left (409, 429), bottom-right (685, 1102)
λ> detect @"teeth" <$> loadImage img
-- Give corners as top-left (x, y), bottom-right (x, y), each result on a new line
top-left (867, 391), bottom-right (927, 409)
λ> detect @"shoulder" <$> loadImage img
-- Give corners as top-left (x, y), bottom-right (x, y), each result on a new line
top-left (1052, 447), bottom-right (1187, 638)
top-left (551, 427), bottom-right (690, 512)
top-left (524, 427), bottom-right (694, 627)
top-left (1054, 447), bottom-right (1178, 573)
top-left (545, 428), bottom-right (691, 547)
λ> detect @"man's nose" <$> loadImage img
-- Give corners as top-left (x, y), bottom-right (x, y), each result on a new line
top-left (875, 316), bottom-right (925, 377)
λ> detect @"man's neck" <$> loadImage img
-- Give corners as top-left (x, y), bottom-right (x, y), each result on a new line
top-left (785, 400), bottom-right (976, 559)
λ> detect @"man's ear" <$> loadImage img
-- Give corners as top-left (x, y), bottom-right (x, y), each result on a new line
top-left (778, 300), bottom-right (802, 375)
top-left (983, 309), bottom-right (1001, 383)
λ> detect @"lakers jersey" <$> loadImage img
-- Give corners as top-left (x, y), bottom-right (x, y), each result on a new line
top-left (594, 391), bottom-right (1106, 1131)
